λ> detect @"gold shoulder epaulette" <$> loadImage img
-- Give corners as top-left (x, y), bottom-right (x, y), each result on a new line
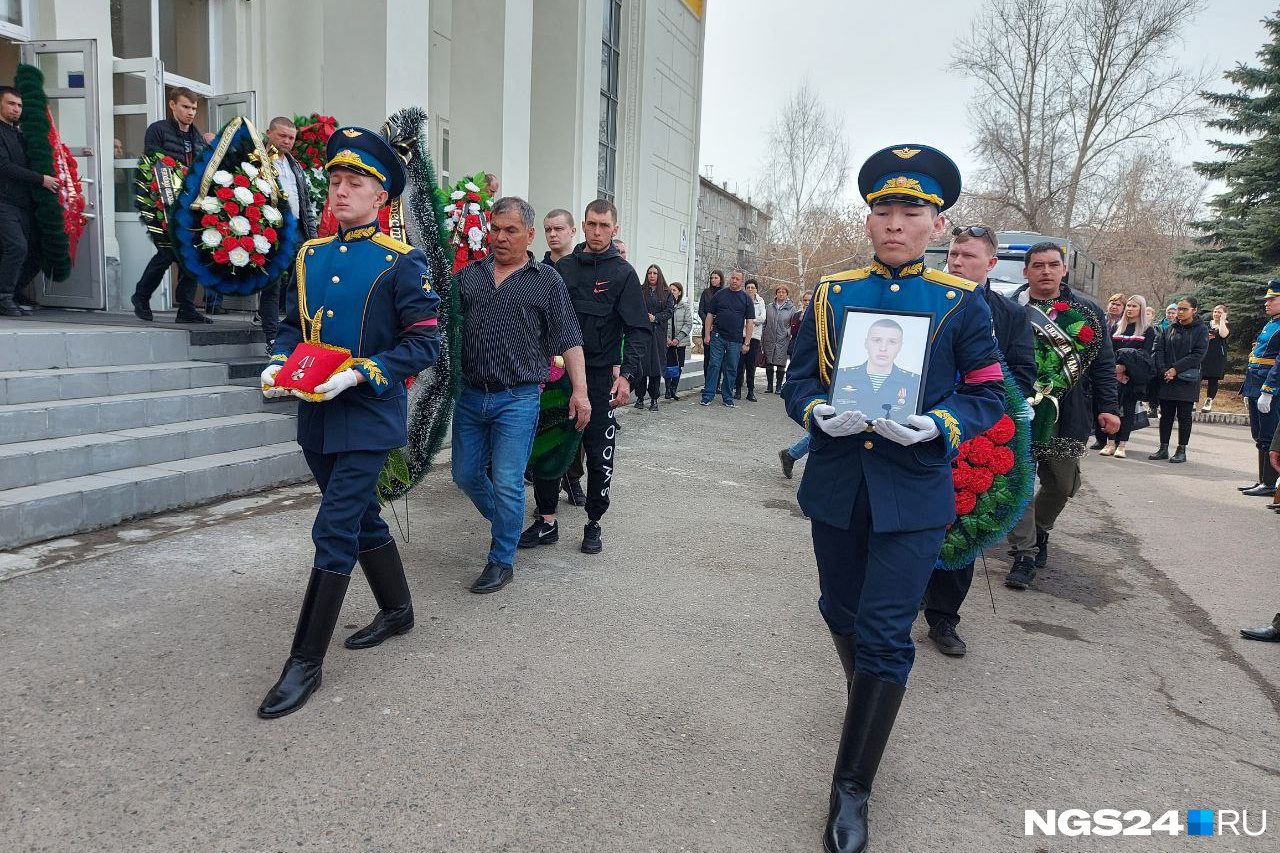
top-left (300, 235), bottom-right (335, 250)
top-left (372, 232), bottom-right (413, 254)
top-left (819, 266), bottom-right (872, 285)
top-left (923, 268), bottom-right (977, 291)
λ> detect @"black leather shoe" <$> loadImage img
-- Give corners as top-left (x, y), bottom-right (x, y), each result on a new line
top-left (345, 540), bottom-right (414, 650)
top-left (1148, 444), bottom-right (1169, 460)
top-left (0, 300), bottom-right (28, 317)
top-left (258, 568), bottom-right (350, 719)
top-left (733, 390), bottom-right (742, 400)
top-left (1169, 445), bottom-right (1187, 463)
top-left (563, 476), bottom-right (587, 506)
top-left (1088, 438), bottom-right (1106, 450)
top-left (824, 672), bottom-right (905, 853)
top-left (1243, 484), bottom-right (1277, 497)
top-left (581, 521), bottom-right (603, 554)
top-left (518, 518), bottom-right (558, 548)
top-left (649, 400), bottom-right (658, 411)
top-left (470, 562), bottom-right (513, 594)
top-left (1241, 614), bottom-right (1280, 641)
top-left (779, 449), bottom-right (796, 479)
top-left (928, 621), bottom-right (967, 656)
top-left (1005, 556), bottom-right (1037, 590)
top-left (1033, 529), bottom-right (1049, 568)
top-left (634, 399), bottom-right (644, 410)
top-left (131, 293), bottom-right (154, 321)
top-left (1240, 482), bottom-right (1263, 492)
top-left (175, 311), bottom-right (214, 324)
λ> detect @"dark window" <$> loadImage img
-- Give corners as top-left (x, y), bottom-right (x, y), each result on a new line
top-left (598, 0), bottom-right (621, 202)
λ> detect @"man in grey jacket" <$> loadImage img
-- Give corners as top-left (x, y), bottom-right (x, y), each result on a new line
top-left (256, 117), bottom-right (318, 346)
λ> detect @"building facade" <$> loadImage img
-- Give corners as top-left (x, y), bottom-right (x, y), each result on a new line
top-left (693, 174), bottom-right (771, 305)
top-left (0, 0), bottom-right (706, 312)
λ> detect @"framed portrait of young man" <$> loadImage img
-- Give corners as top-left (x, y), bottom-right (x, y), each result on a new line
top-left (829, 306), bottom-right (932, 423)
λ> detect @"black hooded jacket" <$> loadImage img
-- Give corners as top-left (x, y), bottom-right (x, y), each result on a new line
top-left (555, 242), bottom-right (651, 377)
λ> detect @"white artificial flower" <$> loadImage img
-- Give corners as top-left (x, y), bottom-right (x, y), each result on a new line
top-left (450, 190), bottom-right (465, 200)
top-left (233, 186), bottom-right (254, 205)
top-left (212, 170), bottom-right (233, 187)
top-left (464, 181), bottom-right (480, 192)
top-left (228, 247), bottom-right (250, 267)
top-left (199, 196), bottom-right (222, 214)
top-left (253, 234), bottom-right (272, 254)
top-left (229, 215), bottom-right (251, 236)
top-left (262, 205), bottom-right (282, 225)
top-left (241, 162), bottom-right (259, 179)
top-left (444, 203), bottom-right (457, 214)
top-left (254, 178), bottom-right (272, 195)
top-left (467, 226), bottom-right (483, 244)
top-left (468, 203), bottom-right (480, 215)
top-left (201, 228), bottom-right (221, 248)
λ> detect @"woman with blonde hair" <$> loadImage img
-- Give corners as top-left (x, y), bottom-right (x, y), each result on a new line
top-left (1100, 294), bottom-right (1156, 458)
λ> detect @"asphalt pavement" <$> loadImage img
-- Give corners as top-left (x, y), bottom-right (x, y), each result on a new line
top-left (3, 392), bottom-right (1279, 852)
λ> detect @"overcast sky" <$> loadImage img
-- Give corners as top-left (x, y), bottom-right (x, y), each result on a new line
top-left (698, 0), bottom-right (1278, 202)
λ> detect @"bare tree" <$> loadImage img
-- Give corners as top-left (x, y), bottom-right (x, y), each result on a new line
top-left (759, 81), bottom-right (851, 292)
top-left (957, 0), bottom-right (1208, 235)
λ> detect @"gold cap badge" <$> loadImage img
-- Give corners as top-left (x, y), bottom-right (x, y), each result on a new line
top-left (342, 128), bottom-right (362, 138)
top-left (892, 147), bottom-right (921, 159)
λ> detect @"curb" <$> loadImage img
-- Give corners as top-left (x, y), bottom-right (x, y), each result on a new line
top-left (1192, 410), bottom-right (1249, 427)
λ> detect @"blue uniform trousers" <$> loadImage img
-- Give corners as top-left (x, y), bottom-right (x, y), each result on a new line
top-left (304, 449), bottom-right (393, 576)
top-left (1248, 396), bottom-right (1279, 450)
top-left (812, 479), bottom-right (945, 686)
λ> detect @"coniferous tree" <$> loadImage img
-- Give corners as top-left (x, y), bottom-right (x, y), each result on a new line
top-left (1182, 12), bottom-right (1280, 349)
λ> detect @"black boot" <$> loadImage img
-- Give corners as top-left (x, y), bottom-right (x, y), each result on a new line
top-left (1033, 529), bottom-right (1049, 568)
top-left (1148, 444), bottom-right (1169, 460)
top-left (1169, 445), bottom-right (1187, 463)
top-left (1240, 448), bottom-right (1268, 490)
top-left (824, 672), bottom-right (905, 853)
top-left (830, 632), bottom-right (855, 688)
top-left (258, 568), bottom-right (350, 719)
top-left (345, 540), bottom-right (414, 649)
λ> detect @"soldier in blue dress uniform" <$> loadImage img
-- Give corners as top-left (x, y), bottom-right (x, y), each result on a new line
top-left (257, 127), bottom-right (441, 719)
top-left (1239, 282), bottom-right (1280, 496)
top-left (782, 144), bottom-right (1005, 853)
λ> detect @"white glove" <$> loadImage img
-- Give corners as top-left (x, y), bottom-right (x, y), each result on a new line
top-left (813, 404), bottom-right (867, 437)
top-left (309, 368), bottom-right (361, 401)
top-left (872, 414), bottom-right (941, 446)
top-left (1259, 393), bottom-right (1273, 414)
top-left (260, 364), bottom-right (290, 399)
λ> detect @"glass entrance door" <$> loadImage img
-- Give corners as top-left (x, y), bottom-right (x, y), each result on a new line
top-left (111, 55), bottom-right (166, 309)
top-left (20, 39), bottom-right (105, 309)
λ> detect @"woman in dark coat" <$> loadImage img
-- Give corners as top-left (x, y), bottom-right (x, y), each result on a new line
top-left (1200, 303), bottom-right (1230, 411)
top-left (1149, 296), bottom-right (1209, 463)
top-left (635, 264), bottom-right (675, 411)
top-left (1099, 295), bottom-right (1155, 459)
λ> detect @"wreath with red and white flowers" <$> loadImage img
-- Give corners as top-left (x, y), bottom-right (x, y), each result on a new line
top-left (439, 173), bottom-right (495, 273)
top-left (194, 162), bottom-right (286, 273)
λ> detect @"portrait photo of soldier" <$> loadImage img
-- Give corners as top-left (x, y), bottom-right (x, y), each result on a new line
top-left (829, 311), bottom-right (929, 421)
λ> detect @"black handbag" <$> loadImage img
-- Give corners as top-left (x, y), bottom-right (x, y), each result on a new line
top-left (1133, 409), bottom-right (1150, 431)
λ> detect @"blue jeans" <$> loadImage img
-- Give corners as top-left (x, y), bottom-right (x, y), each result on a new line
top-left (701, 333), bottom-right (743, 403)
top-left (787, 433), bottom-right (811, 460)
top-left (451, 384), bottom-right (542, 569)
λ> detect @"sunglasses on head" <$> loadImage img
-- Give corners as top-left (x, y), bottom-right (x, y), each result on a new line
top-left (951, 224), bottom-right (997, 249)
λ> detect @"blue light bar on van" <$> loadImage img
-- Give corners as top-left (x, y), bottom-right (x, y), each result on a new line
top-left (1007, 244), bottom-right (1031, 251)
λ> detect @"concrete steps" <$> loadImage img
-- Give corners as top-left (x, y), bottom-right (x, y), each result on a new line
top-left (0, 317), bottom-right (307, 550)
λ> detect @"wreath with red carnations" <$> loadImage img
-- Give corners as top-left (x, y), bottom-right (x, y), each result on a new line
top-left (438, 173), bottom-right (495, 273)
top-left (136, 152), bottom-right (187, 251)
top-left (291, 113), bottom-right (339, 209)
top-left (938, 367), bottom-right (1035, 570)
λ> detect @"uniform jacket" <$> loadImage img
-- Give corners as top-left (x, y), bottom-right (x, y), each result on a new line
top-left (638, 283), bottom-right (675, 376)
top-left (271, 222), bottom-right (441, 453)
top-left (978, 281), bottom-right (1036, 397)
top-left (782, 258), bottom-right (1004, 533)
top-left (762, 298), bottom-right (796, 365)
top-left (830, 361), bottom-right (921, 421)
top-left (0, 121), bottom-right (43, 210)
top-left (1247, 316), bottom-right (1280, 398)
top-left (555, 243), bottom-right (651, 377)
top-left (668, 298), bottom-right (693, 349)
top-left (1153, 316), bottom-right (1209, 404)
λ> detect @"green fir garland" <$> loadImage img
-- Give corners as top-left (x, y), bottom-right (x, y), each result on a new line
top-left (14, 64), bottom-right (71, 281)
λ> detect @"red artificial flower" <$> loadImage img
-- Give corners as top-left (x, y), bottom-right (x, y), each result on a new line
top-left (252, 192), bottom-right (265, 205)
top-left (1052, 301), bottom-right (1069, 313)
top-left (985, 415), bottom-right (1016, 445)
top-left (1077, 324), bottom-right (1095, 344)
top-left (250, 253), bottom-right (266, 266)
top-left (954, 490), bottom-right (978, 516)
top-left (250, 222), bottom-right (262, 235)
top-left (466, 192), bottom-right (481, 202)
top-left (149, 179), bottom-right (159, 192)
top-left (233, 174), bottom-right (250, 187)
top-left (952, 461), bottom-right (974, 491)
top-left (264, 227), bottom-right (278, 242)
top-left (221, 236), bottom-right (239, 250)
top-left (245, 206), bottom-right (262, 222)
top-left (989, 446), bottom-right (1015, 475)
top-left (224, 202), bottom-right (240, 217)
top-left (216, 187), bottom-right (234, 200)
top-left (217, 223), bottom-right (231, 235)
top-left (966, 436), bottom-right (996, 466)
top-left (969, 466), bottom-right (995, 494)
top-left (200, 214), bottom-right (219, 228)
top-left (160, 156), bottom-right (177, 167)
top-left (238, 236), bottom-right (255, 251)
top-left (464, 213), bottom-right (481, 230)
top-left (213, 249), bottom-right (230, 264)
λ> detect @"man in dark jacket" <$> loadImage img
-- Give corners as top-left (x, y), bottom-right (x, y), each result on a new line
top-left (130, 87), bottom-right (210, 324)
top-left (1006, 242), bottom-right (1120, 589)
top-left (524, 198), bottom-right (651, 555)
top-left (0, 86), bottom-right (61, 316)
top-left (255, 116), bottom-right (318, 345)
top-left (923, 223), bottom-right (1036, 655)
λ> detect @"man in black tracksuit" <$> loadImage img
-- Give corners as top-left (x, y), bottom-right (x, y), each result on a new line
top-left (524, 198), bottom-right (651, 554)
top-left (0, 85), bottom-right (60, 316)
top-left (921, 224), bottom-right (1036, 656)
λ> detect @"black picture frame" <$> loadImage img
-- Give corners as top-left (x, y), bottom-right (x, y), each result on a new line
top-left (828, 305), bottom-right (934, 423)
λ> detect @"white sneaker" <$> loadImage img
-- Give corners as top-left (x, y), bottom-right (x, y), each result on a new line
top-left (1201, 399), bottom-right (1213, 412)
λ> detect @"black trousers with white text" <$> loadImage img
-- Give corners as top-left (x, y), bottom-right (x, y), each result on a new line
top-left (534, 368), bottom-right (616, 522)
